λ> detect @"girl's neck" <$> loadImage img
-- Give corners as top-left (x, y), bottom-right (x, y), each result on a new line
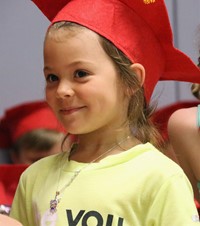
top-left (68, 133), bottom-right (141, 163)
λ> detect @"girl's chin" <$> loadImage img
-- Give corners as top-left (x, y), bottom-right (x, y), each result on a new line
top-left (62, 126), bottom-right (81, 134)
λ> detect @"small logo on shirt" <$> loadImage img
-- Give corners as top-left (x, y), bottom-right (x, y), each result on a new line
top-left (192, 214), bottom-right (200, 222)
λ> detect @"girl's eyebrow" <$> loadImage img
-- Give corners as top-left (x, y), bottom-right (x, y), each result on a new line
top-left (43, 66), bottom-right (51, 72)
top-left (67, 60), bottom-right (95, 67)
top-left (43, 60), bottom-right (95, 71)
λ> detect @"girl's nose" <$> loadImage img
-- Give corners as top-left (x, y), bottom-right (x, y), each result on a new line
top-left (56, 82), bottom-right (75, 99)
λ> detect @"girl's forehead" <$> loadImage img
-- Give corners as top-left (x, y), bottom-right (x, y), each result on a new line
top-left (46, 24), bottom-right (100, 45)
top-left (45, 30), bottom-right (101, 52)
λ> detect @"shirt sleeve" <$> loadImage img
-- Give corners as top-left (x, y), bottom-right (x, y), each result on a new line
top-left (10, 173), bottom-right (31, 226)
top-left (146, 172), bottom-right (200, 226)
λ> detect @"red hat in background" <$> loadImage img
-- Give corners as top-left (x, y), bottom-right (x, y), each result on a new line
top-left (0, 100), bottom-right (66, 148)
top-left (152, 100), bottom-right (200, 141)
top-left (31, 0), bottom-right (200, 102)
top-left (0, 164), bottom-right (28, 207)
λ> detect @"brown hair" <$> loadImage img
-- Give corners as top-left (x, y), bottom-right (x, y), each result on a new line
top-left (191, 83), bottom-right (200, 100)
top-left (12, 129), bottom-right (64, 155)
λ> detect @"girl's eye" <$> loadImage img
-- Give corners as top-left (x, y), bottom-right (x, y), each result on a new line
top-left (46, 74), bottom-right (58, 82)
top-left (74, 70), bottom-right (88, 78)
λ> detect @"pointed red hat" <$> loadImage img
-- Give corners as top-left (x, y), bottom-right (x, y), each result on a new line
top-left (31, 0), bottom-right (200, 101)
top-left (0, 100), bottom-right (66, 148)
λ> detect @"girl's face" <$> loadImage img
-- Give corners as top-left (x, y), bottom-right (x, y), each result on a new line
top-left (43, 27), bottom-right (129, 135)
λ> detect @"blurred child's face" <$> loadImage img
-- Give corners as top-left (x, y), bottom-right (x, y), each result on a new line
top-left (44, 27), bottom-right (130, 135)
top-left (12, 142), bottom-right (61, 165)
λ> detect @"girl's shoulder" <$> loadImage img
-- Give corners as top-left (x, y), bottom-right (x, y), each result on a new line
top-left (168, 106), bottom-right (198, 132)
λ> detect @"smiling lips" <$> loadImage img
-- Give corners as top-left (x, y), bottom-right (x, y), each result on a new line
top-left (60, 106), bottom-right (85, 115)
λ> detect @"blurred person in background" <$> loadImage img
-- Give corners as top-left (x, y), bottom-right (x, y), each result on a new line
top-left (0, 100), bottom-right (65, 164)
top-left (168, 83), bottom-right (200, 204)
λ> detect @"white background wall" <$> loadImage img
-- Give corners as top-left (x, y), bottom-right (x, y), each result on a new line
top-left (0, 0), bottom-right (200, 116)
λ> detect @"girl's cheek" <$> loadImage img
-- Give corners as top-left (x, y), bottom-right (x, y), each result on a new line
top-left (45, 92), bottom-right (54, 106)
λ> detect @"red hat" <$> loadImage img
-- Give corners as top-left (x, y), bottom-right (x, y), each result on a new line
top-left (0, 100), bottom-right (66, 148)
top-left (31, 0), bottom-right (200, 101)
top-left (0, 164), bottom-right (28, 206)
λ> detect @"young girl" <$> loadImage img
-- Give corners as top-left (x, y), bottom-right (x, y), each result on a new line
top-left (10, 0), bottom-right (200, 225)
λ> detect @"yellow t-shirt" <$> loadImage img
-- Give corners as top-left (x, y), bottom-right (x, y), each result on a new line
top-left (10, 143), bottom-right (200, 226)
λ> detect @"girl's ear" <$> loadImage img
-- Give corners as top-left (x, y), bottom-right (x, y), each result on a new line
top-left (130, 63), bottom-right (145, 86)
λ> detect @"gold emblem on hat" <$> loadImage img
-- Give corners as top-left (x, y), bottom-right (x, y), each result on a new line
top-left (143, 0), bottom-right (156, 4)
